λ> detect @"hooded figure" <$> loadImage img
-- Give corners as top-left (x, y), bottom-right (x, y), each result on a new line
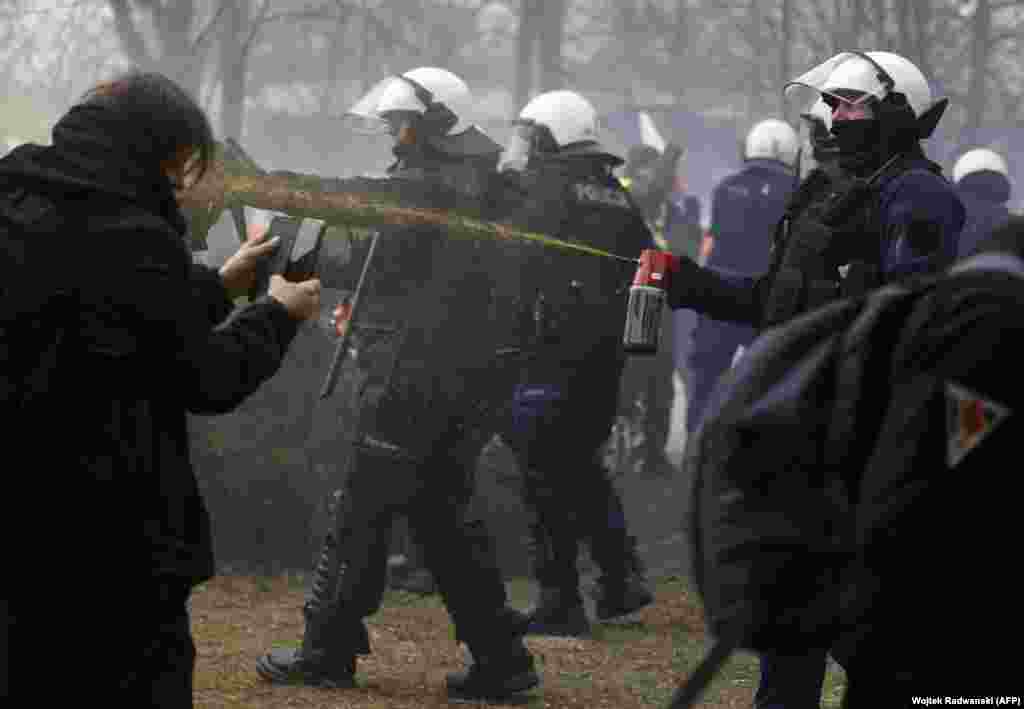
top-left (0, 71), bottom-right (318, 706)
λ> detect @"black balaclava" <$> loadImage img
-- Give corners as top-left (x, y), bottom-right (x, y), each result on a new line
top-left (829, 90), bottom-right (920, 176)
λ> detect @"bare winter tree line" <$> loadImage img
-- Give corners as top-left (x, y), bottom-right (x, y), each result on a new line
top-left (1, 0), bottom-right (1021, 148)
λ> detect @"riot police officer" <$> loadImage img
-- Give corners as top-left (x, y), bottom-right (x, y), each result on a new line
top-left (952, 147), bottom-right (1013, 258)
top-left (255, 66), bottom-right (538, 701)
top-left (493, 89), bottom-right (655, 636)
top-left (686, 118), bottom-right (799, 435)
top-left (660, 51), bottom-right (965, 709)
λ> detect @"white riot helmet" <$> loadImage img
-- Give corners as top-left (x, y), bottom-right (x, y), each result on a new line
top-left (953, 148), bottom-right (1010, 184)
top-left (784, 51), bottom-right (946, 141)
top-left (744, 119), bottom-right (799, 167)
top-left (347, 66), bottom-right (472, 136)
top-left (518, 90), bottom-right (599, 148)
top-left (499, 90), bottom-right (617, 172)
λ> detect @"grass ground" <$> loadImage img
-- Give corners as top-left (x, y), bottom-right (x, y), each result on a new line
top-left (189, 574), bottom-right (847, 708)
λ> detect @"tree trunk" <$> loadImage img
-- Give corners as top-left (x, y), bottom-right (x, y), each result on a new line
top-left (515, 0), bottom-right (540, 111)
top-left (746, 0), bottom-right (763, 120)
top-left (966, 0), bottom-right (992, 144)
top-left (219, 0), bottom-right (248, 142)
top-left (537, 0), bottom-right (567, 93)
top-left (779, 0), bottom-right (792, 116)
top-left (107, 0), bottom-right (203, 98)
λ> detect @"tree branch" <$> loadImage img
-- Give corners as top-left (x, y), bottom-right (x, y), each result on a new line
top-left (108, 0), bottom-right (154, 67)
top-left (191, 1), bottom-right (230, 53)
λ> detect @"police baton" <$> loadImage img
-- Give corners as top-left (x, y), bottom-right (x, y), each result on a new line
top-left (318, 230), bottom-right (381, 400)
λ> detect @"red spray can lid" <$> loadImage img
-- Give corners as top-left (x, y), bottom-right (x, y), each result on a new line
top-left (633, 249), bottom-right (676, 290)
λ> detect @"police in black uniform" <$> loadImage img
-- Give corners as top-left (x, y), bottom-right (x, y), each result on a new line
top-left (255, 67), bottom-right (538, 701)
top-left (492, 89), bottom-right (655, 637)
top-left (659, 52), bottom-right (966, 709)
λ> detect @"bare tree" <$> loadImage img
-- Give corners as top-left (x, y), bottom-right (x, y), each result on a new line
top-left (107, 0), bottom-right (225, 96)
top-left (514, 0), bottom-right (568, 108)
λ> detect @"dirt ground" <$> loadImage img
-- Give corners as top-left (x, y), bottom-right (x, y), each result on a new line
top-left (188, 574), bottom-right (790, 709)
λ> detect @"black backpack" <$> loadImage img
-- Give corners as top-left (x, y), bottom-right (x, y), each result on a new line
top-left (0, 188), bottom-right (75, 414)
top-left (669, 256), bottom-right (1024, 707)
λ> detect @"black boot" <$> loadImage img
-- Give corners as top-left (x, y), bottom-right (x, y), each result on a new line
top-left (255, 634), bottom-right (357, 688)
top-left (525, 586), bottom-right (591, 637)
top-left (589, 535), bottom-right (654, 621)
top-left (256, 490), bottom-right (363, 687)
top-left (446, 639), bottom-right (540, 700)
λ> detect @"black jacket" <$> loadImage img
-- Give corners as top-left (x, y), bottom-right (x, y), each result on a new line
top-left (494, 158), bottom-right (653, 420)
top-left (834, 251), bottom-right (1024, 696)
top-left (0, 104), bottom-right (300, 586)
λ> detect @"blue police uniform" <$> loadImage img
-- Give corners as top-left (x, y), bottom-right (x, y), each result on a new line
top-left (954, 171), bottom-right (1013, 259)
top-left (686, 159), bottom-right (795, 434)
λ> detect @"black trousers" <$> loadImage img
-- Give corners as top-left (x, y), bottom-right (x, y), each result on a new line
top-left (13, 577), bottom-right (195, 706)
top-left (316, 425), bottom-right (517, 655)
top-left (507, 396), bottom-right (633, 596)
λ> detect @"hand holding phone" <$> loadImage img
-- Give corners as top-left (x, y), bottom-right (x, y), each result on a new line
top-left (249, 216), bottom-right (327, 299)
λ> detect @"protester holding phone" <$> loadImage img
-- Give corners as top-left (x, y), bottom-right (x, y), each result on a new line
top-left (0, 71), bottom-right (319, 708)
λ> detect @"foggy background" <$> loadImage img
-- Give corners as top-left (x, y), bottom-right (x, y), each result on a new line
top-left (3, 0), bottom-right (1021, 576)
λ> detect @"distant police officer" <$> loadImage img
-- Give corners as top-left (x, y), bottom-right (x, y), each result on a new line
top-left (620, 139), bottom-right (687, 476)
top-left (952, 147), bottom-right (1013, 258)
top-left (494, 89), bottom-right (655, 636)
top-left (686, 118), bottom-right (799, 435)
top-left (660, 51), bottom-right (965, 709)
top-left (256, 67), bottom-right (538, 701)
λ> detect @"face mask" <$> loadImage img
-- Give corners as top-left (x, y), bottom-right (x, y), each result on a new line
top-left (830, 119), bottom-right (878, 156)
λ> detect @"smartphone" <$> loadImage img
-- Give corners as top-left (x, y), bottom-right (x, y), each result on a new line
top-left (250, 216), bottom-right (327, 299)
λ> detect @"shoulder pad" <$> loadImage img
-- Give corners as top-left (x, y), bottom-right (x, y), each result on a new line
top-left (428, 126), bottom-right (502, 160)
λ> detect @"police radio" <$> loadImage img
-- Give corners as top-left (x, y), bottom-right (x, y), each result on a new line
top-left (623, 249), bottom-right (678, 354)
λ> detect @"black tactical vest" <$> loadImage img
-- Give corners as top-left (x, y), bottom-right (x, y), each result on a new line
top-left (496, 160), bottom-right (653, 396)
top-left (761, 168), bottom-right (884, 327)
top-left (328, 155), bottom-right (502, 457)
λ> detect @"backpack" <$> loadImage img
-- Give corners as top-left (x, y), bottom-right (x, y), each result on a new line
top-left (0, 188), bottom-right (75, 415)
top-left (686, 281), bottom-right (924, 649)
top-left (670, 255), bottom-right (1024, 708)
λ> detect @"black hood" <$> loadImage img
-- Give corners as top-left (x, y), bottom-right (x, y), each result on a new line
top-left (0, 103), bottom-right (187, 235)
top-left (958, 171), bottom-right (1012, 205)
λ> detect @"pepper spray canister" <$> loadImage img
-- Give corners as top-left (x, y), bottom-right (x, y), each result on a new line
top-left (623, 249), bottom-right (677, 354)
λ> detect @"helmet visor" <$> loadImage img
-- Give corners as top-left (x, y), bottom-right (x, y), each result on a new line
top-left (497, 121), bottom-right (535, 173)
top-left (344, 76), bottom-right (426, 134)
top-left (784, 52), bottom-right (894, 113)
